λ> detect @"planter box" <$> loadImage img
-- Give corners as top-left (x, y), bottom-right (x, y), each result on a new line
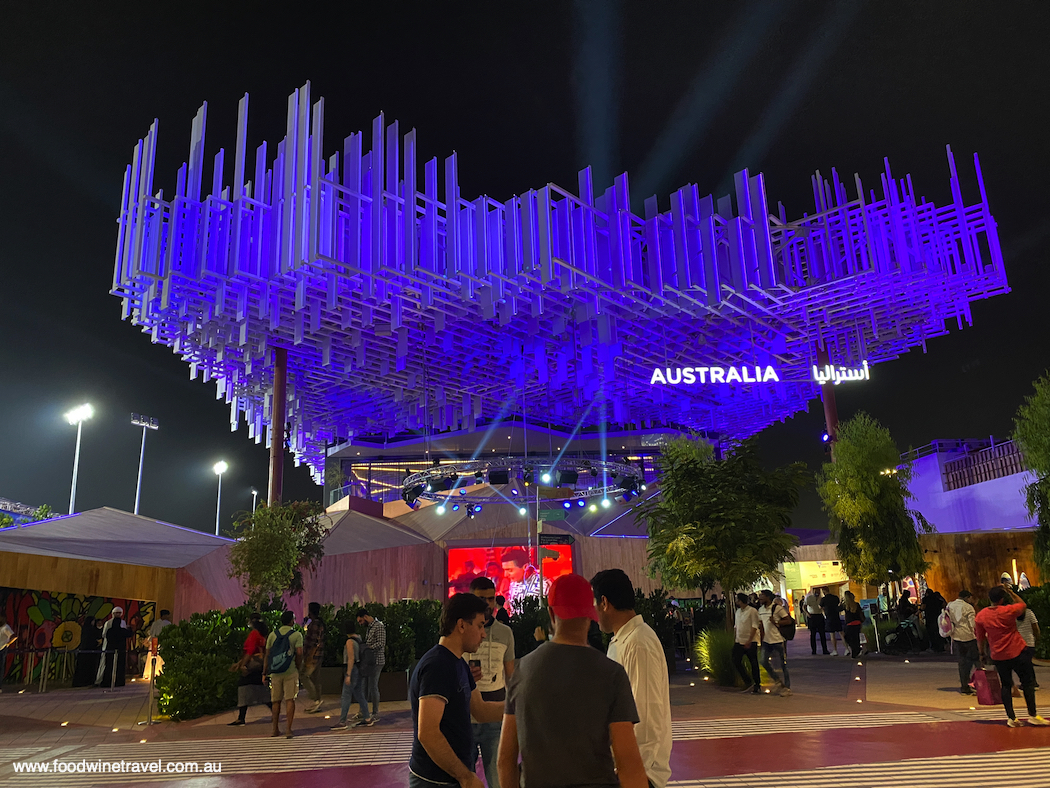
top-left (379, 670), bottom-right (409, 702)
top-left (320, 665), bottom-right (345, 695)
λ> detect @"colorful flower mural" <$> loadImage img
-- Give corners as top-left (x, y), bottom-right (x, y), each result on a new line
top-left (0, 587), bottom-right (155, 685)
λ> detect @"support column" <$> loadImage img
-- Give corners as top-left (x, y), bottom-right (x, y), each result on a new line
top-left (268, 347), bottom-right (288, 505)
top-left (818, 346), bottom-right (839, 461)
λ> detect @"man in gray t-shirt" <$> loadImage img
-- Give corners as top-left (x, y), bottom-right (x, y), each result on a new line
top-left (497, 574), bottom-right (647, 788)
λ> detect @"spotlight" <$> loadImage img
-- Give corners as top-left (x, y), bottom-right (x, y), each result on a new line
top-left (452, 504), bottom-right (460, 512)
top-left (436, 506), bottom-right (446, 515)
top-left (589, 504), bottom-right (598, 512)
top-left (488, 469), bottom-right (510, 485)
top-left (511, 488), bottom-right (520, 496)
top-left (523, 468), bottom-right (534, 484)
top-left (541, 473), bottom-right (551, 484)
top-left (640, 484), bottom-right (648, 491)
top-left (821, 432), bottom-right (830, 443)
top-left (518, 506), bottom-right (527, 516)
top-left (474, 471), bottom-right (484, 484)
top-left (557, 470), bottom-right (579, 486)
top-left (431, 476), bottom-right (455, 492)
top-left (459, 488), bottom-right (468, 495)
top-left (601, 498), bottom-right (611, 508)
top-left (474, 504), bottom-right (483, 513)
top-left (403, 484), bottom-right (425, 506)
top-left (577, 499), bottom-right (586, 508)
top-left (562, 501), bottom-right (572, 510)
top-left (466, 508), bottom-right (475, 520)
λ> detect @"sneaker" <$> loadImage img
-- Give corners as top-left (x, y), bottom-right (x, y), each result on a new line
top-left (779, 687), bottom-right (792, 697)
top-left (739, 683), bottom-right (755, 693)
top-left (1029, 716), bottom-right (1050, 727)
top-left (750, 687), bottom-right (761, 695)
top-left (1007, 718), bottom-right (1024, 728)
top-left (353, 717), bottom-right (377, 728)
top-left (349, 712), bottom-right (362, 721)
top-left (307, 701), bottom-right (323, 714)
top-left (330, 723), bottom-right (348, 731)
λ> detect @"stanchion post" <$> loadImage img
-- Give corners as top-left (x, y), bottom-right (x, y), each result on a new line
top-left (109, 649), bottom-right (118, 689)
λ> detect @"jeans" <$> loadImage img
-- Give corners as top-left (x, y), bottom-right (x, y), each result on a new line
top-left (339, 665), bottom-right (368, 723)
top-left (473, 720), bottom-right (502, 788)
top-left (955, 639), bottom-right (980, 690)
top-left (807, 613), bottom-right (828, 654)
top-left (843, 625), bottom-right (862, 658)
top-left (761, 642), bottom-right (790, 688)
top-left (408, 772), bottom-right (456, 787)
top-left (994, 650), bottom-right (1037, 720)
top-left (300, 662), bottom-right (322, 703)
top-left (732, 642), bottom-right (760, 688)
top-left (365, 669), bottom-right (382, 716)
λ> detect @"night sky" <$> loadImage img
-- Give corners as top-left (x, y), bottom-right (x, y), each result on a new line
top-left (1, 3), bottom-right (1047, 534)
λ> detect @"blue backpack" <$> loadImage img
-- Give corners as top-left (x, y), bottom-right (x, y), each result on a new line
top-left (267, 627), bottom-right (295, 674)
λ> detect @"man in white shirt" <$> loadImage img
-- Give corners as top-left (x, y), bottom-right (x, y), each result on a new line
top-left (947, 589), bottom-right (978, 695)
top-left (592, 570), bottom-right (673, 788)
top-left (758, 590), bottom-right (791, 696)
top-left (0, 613), bottom-right (15, 691)
top-left (732, 593), bottom-right (761, 695)
top-left (149, 610), bottom-right (172, 640)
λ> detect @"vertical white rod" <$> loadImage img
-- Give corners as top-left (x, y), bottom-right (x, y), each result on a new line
top-left (69, 421), bottom-right (84, 515)
top-left (215, 473), bottom-right (223, 535)
top-left (134, 426), bottom-right (147, 515)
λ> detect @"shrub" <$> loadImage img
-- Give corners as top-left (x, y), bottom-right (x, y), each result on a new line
top-left (861, 617), bottom-right (898, 654)
top-left (635, 588), bottom-right (676, 672)
top-left (695, 628), bottom-right (771, 687)
top-left (1020, 585), bottom-right (1050, 659)
top-left (508, 596), bottom-right (550, 659)
top-left (692, 604), bottom-right (727, 633)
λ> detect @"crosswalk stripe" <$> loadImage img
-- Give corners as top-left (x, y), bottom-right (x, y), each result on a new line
top-left (670, 711), bottom-right (941, 739)
top-left (668, 747), bottom-right (1050, 787)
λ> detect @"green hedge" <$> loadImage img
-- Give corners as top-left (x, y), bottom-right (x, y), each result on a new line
top-left (1020, 585), bottom-right (1050, 659)
top-left (695, 628), bottom-right (772, 687)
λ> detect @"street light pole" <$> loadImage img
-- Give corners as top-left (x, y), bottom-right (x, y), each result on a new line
top-left (131, 415), bottom-right (159, 516)
top-left (213, 461), bottom-right (228, 536)
top-left (65, 404), bottom-right (94, 515)
top-left (251, 488), bottom-right (258, 511)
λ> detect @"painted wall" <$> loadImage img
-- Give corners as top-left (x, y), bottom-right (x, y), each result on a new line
top-left (919, 530), bottom-right (1039, 600)
top-left (908, 453), bottom-right (1037, 533)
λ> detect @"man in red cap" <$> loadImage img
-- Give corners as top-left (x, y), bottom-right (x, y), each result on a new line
top-left (497, 573), bottom-right (648, 788)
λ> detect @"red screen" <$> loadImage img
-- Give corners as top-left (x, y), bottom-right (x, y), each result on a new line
top-left (447, 545), bottom-right (574, 614)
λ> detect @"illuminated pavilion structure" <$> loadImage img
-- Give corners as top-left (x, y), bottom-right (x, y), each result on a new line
top-left (112, 82), bottom-right (1008, 495)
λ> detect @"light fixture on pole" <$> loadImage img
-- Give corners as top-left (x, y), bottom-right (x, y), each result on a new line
top-left (131, 414), bottom-right (159, 516)
top-left (64, 404), bottom-right (94, 515)
top-left (213, 461), bottom-right (228, 536)
top-left (251, 488), bottom-right (258, 511)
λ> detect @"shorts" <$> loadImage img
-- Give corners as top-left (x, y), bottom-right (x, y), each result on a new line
top-left (270, 672), bottom-right (299, 703)
top-left (824, 615), bottom-right (842, 632)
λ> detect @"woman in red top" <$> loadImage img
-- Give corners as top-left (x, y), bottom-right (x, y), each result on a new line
top-left (975, 585), bottom-right (1047, 727)
top-left (229, 618), bottom-right (272, 725)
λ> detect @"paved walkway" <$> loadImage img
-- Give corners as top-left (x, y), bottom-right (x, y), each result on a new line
top-left (0, 647), bottom-right (1046, 787)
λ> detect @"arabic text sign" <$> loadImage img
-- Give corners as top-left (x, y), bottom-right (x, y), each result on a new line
top-left (812, 361), bottom-right (870, 385)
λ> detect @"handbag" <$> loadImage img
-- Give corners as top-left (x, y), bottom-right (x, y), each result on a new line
top-left (972, 667), bottom-right (1002, 706)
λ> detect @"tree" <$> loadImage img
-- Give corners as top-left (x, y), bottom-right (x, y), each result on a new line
top-left (1014, 372), bottom-right (1050, 579)
top-left (816, 412), bottom-right (932, 586)
top-left (226, 500), bottom-right (329, 607)
top-left (638, 436), bottom-right (809, 628)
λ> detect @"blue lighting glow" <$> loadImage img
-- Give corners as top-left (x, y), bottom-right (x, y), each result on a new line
top-left (577, 499), bottom-right (586, 507)
top-left (473, 505), bottom-right (483, 513)
top-left (452, 504), bottom-right (460, 511)
top-left (459, 488), bottom-right (468, 495)
top-left (511, 488), bottom-right (520, 496)
top-left (562, 501), bottom-right (572, 510)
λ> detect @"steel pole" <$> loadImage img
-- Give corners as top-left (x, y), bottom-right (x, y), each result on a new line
top-left (134, 425), bottom-right (147, 515)
top-left (817, 346), bottom-right (840, 462)
top-left (268, 347), bottom-right (288, 505)
top-left (69, 420), bottom-right (84, 515)
top-left (215, 472), bottom-right (223, 535)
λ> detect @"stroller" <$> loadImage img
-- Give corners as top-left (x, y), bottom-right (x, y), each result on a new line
top-left (882, 614), bottom-right (929, 654)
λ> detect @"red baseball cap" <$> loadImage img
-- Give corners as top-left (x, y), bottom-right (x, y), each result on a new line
top-left (548, 573), bottom-right (598, 622)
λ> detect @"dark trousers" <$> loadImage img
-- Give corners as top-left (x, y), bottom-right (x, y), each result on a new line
top-left (994, 650), bottom-right (1038, 720)
top-left (732, 642), bottom-right (760, 688)
top-left (844, 625), bottom-right (862, 658)
top-left (807, 613), bottom-right (828, 654)
top-left (955, 639), bottom-right (980, 690)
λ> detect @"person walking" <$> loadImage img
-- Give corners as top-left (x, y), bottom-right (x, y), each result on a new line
top-left (263, 610), bottom-right (304, 738)
top-left (947, 590), bottom-right (979, 695)
top-left (842, 592), bottom-right (864, 659)
top-left (356, 608), bottom-right (387, 722)
top-left (331, 621), bottom-right (371, 729)
top-left (497, 573), bottom-right (648, 788)
top-left (592, 569), bottom-right (673, 788)
top-left (804, 588), bottom-right (829, 655)
top-left (0, 614), bottom-right (14, 691)
top-left (408, 593), bottom-right (504, 788)
top-left (758, 590), bottom-right (792, 697)
top-left (301, 602), bottom-right (326, 714)
top-left (975, 584), bottom-right (1047, 727)
top-left (820, 589), bottom-right (843, 656)
top-left (732, 593), bottom-right (762, 694)
top-left (229, 617), bottom-right (272, 725)
top-left (469, 576), bottom-right (516, 788)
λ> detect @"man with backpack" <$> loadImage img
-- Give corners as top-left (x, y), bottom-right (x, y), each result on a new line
top-left (758, 589), bottom-right (792, 696)
top-left (946, 589), bottom-right (978, 695)
top-left (263, 610), bottom-right (304, 738)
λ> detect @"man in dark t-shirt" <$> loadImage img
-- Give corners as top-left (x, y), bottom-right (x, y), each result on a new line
top-left (497, 573), bottom-right (648, 788)
top-left (409, 594), bottom-right (505, 788)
